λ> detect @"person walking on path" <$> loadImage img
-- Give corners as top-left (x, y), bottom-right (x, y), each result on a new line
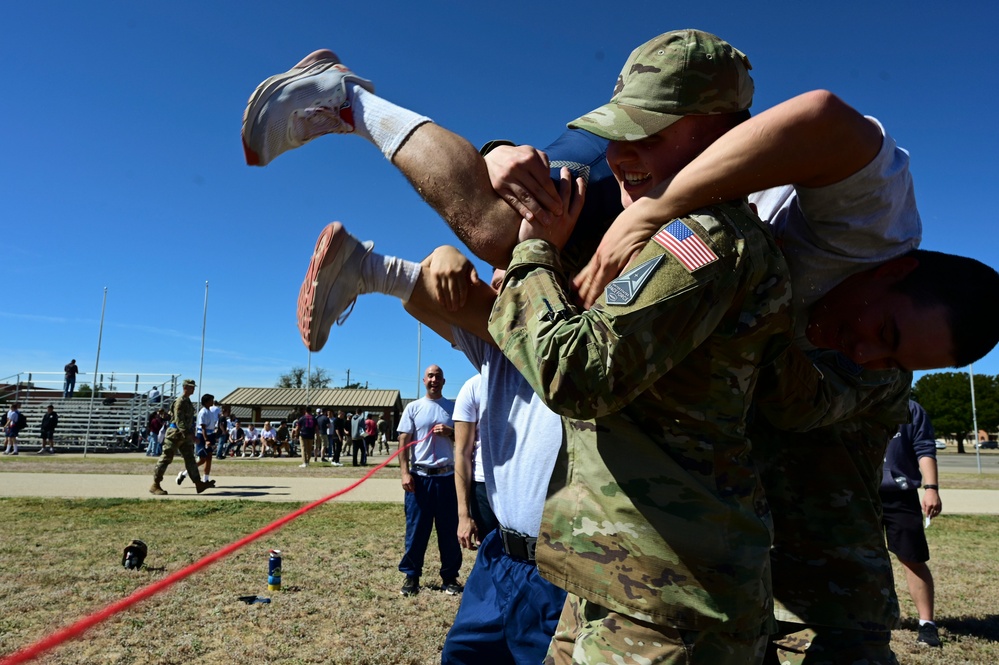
top-left (881, 400), bottom-right (944, 648)
top-left (150, 379), bottom-right (215, 495)
top-left (4, 403), bottom-right (23, 455)
top-left (376, 415), bottom-right (390, 455)
top-left (294, 406), bottom-right (318, 468)
top-left (177, 393), bottom-right (218, 486)
top-left (63, 360), bottom-right (79, 399)
top-left (38, 404), bottom-right (59, 454)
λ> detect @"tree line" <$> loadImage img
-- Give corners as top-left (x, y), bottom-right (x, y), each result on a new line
top-left (913, 372), bottom-right (999, 453)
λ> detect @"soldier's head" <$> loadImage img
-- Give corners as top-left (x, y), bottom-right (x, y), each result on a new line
top-left (807, 249), bottom-right (999, 370)
top-left (182, 379), bottom-right (196, 396)
top-left (423, 365), bottom-right (445, 399)
top-left (570, 29), bottom-right (753, 209)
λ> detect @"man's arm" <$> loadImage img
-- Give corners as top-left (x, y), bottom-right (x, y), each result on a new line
top-left (398, 432), bottom-right (414, 493)
top-left (575, 90), bottom-right (883, 305)
top-left (918, 455), bottom-right (941, 518)
top-left (453, 421), bottom-right (479, 549)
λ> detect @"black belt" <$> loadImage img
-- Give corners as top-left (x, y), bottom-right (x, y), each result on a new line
top-left (499, 525), bottom-right (537, 563)
top-left (412, 464), bottom-right (455, 477)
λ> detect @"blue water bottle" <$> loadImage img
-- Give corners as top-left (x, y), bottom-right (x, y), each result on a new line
top-left (268, 549), bottom-right (282, 591)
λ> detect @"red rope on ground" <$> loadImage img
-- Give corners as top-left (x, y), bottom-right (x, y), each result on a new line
top-left (0, 436), bottom-right (424, 665)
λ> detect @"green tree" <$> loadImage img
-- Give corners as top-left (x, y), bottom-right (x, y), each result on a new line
top-left (912, 372), bottom-right (999, 453)
top-left (276, 367), bottom-right (333, 390)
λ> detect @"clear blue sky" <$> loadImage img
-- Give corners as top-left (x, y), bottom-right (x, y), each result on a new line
top-left (3, 1), bottom-right (997, 401)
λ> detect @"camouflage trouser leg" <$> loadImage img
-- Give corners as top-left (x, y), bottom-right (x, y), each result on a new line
top-left (545, 593), bottom-right (768, 665)
top-left (153, 432), bottom-right (201, 484)
top-left (765, 623), bottom-right (898, 665)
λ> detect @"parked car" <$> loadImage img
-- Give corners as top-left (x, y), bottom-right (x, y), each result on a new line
top-left (975, 440), bottom-right (998, 450)
top-left (934, 440), bottom-right (947, 450)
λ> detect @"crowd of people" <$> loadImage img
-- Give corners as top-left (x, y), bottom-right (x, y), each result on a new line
top-left (236, 26), bottom-right (999, 664)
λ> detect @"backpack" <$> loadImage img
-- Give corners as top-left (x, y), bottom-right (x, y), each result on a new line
top-left (14, 411), bottom-right (26, 432)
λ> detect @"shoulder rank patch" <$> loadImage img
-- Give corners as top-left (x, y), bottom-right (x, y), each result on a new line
top-left (605, 254), bottom-right (664, 306)
top-left (653, 219), bottom-right (718, 272)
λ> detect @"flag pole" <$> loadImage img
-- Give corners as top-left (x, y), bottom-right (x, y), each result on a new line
top-left (198, 281), bottom-right (209, 401)
top-left (84, 288), bottom-right (108, 458)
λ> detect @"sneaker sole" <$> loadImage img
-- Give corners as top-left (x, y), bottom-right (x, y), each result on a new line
top-left (242, 49), bottom-right (342, 166)
top-left (297, 221), bottom-right (350, 351)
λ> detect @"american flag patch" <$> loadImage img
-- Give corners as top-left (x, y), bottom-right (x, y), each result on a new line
top-left (652, 219), bottom-right (719, 272)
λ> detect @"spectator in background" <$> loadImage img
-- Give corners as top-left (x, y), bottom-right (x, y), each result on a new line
top-left (334, 411), bottom-right (349, 458)
top-left (4, 402), bottom-right (22, 455)
top-left (364, 412), bottom-right (377, 457)
top-left (244, 423), bottom-right (261, 457)
top-left (377, 414), bottom-right (390, 455)
top-left (227, 419), bottom-right (245, 457)
top-left (881, 400), bottom-right (943, 648)
top-left (214, 401), bottom-right (229, 460)
top-left (63, 360), bottom-right (79, 399)
top-left (295, 406), bottom-right (317, 468)
top-left (147, 385), bottom-right (161, 404)
top-left (146, 410), bottom-right (163, 456)
top-left (316, 408), bottom-right (332, 463)
top-left (38, 404), bottom-right (59, 454)
top-left (275, 421), bottom-right (292, 457)
top-left (351, 411), bottom-right (367, 467)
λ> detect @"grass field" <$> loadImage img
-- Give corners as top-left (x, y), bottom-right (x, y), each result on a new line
top-left (0, 458), bottom-right (996, 664)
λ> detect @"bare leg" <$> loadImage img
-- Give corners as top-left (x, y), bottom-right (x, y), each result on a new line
top-left (900, 558), bottom-right (935, 621)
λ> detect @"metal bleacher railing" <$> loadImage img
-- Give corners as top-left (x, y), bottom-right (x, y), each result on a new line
top-left (1, 371), bottom-right (179, 452)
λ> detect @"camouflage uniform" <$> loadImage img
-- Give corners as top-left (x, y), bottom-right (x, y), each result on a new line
top-left (153, 392), bottom-right (203, 484)
top-left (489, 198), bottom-right (793, 662)
top-left (754, 350), bottom-right (911, 665)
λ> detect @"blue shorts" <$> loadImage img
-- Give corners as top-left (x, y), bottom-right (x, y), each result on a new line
top-left (195, 432), bottom-right (217, 458)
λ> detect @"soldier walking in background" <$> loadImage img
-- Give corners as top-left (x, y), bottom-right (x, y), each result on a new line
top-left (150, 379), bottom-right (215, 495)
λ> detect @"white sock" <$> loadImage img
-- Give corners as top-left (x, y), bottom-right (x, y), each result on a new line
top-left (349, 84), bottom-right (431, 160)
top-left (203, 474), bottom-right (211, 482)
top-left (179, 470), bottom-right (187, 478)
top-left (919, 619), bottom-right (936, 627)
top-left (361, 252), bottom-right (421, 301)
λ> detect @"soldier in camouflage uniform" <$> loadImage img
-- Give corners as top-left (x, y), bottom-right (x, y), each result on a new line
top-left (150, 379), bottom-right (215, 495)
top-left (485, 31), bottom-right (794, 664)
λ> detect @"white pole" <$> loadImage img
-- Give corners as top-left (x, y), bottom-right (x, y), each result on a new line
top-left (969, 364), bottom-right (981, 473)
top-left (84, 288), bottom-right (108, 458)
top-left (198, 280), bottom-right (209, 401)
top-left (306, 350), bottom-right (312, 408)
top-left (416, 322), bottom-right (422, 399)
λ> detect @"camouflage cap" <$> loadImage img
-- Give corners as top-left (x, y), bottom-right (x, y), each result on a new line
top-left (183, 379), bottom-right (196, 387)
top-left (569, 29), bottom-right (753, 141)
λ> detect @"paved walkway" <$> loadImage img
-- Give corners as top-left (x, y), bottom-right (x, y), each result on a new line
top-left (1, 469), bottom-right (997, 513)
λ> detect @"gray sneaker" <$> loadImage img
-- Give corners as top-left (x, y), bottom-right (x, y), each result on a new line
top-left (242, 49), bottom-right (375, 167)
top-left (297, 222), bottom-right (373, 352)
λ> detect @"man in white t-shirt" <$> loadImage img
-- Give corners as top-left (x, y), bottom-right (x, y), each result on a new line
top-left (178, 393), bottom-right (218, 486)
top-left (397, 365), bottom-right (462, 598)
top-left (453, 374), bottom-right (497, 547)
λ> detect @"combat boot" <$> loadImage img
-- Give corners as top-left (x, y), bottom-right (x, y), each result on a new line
top-left (149, 482), bottom-right (168, 496)
top-left (194, 478), bottom-right (216, 494)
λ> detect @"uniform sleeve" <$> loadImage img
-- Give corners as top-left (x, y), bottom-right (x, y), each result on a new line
top-left (908, 401), bottom-right (938, 459)
top-left (488, 214), bottom-right (745, 419)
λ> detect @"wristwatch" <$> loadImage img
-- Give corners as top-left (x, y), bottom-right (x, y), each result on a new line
top-left (923, 484), bottom-right (939, 491)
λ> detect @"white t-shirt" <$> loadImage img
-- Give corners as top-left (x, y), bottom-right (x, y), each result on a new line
top-left (261, 428), bottom-right (276, 441)
top-left (245, 428), bottom-right (260, 442)
top-left (453, 328), bottom-right (563, 537)
top-left (196, 407), bottom-right (218, 435)
top-left (749, 117), bottom-right (920, 344)
top-left (454, 374), bottom-right (486, 483)
top-left (398, 396), bottom-right (455, 468)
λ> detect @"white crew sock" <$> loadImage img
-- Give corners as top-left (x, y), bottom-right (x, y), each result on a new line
top-left (360, 252), bottom-right (421, 301)
top-left (919, 619), bottom-right (936, 627)
top-left (179, 470), bottom-right (187, 478)
top-left (349, 84), bottom-right (431, 160)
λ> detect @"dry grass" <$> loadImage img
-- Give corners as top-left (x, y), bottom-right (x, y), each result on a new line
top-left (0, 499), bottom-right (460, 664)
top-left (0, 465), bottom-right (997, 664)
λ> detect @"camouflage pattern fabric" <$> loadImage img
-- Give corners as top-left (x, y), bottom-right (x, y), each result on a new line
top-left (569, 30), bottom-right (753, 142)
top-left (153, 394), bottom-right (200, 483)
top-left (546, 593), bottom-right (769, 665)
top-left (753, 353), bottom-right (912, 634)
top-left (488, 201), bottom-right (793, 635)
top-left (765, 622), bottom-right (898, 665)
